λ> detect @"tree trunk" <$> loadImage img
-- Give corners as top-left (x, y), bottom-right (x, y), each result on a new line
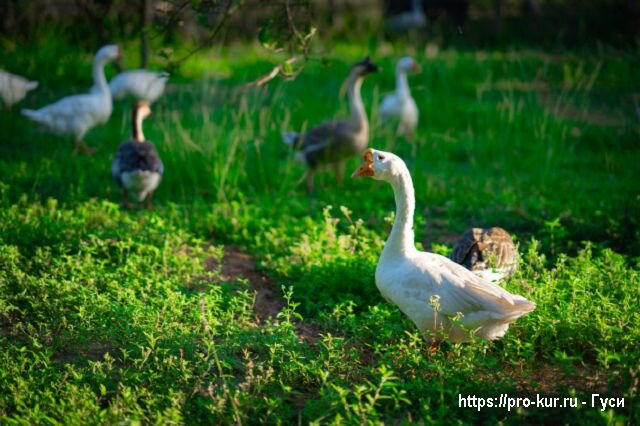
top-left (140, 0), bottom-right (152, 68)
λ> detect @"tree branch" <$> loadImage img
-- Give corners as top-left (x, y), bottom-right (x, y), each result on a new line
top-left (244, 55), bottom-right (304, 88)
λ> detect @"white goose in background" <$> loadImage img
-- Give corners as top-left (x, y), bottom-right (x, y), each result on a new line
top-left (108, 69), bottom-right (169, 103)
top-left (379, 56), bottom-right (420, 138)
top-left (450, 227), bottom-right (519, 283)
top-left (352, 148), bottom-right (535, 343)
top-left (0, 70), bottom-right (38, 109)
top-left (21, 44), bottom-right (120, 155)
top-left (112, 101), bottom-right (163, 208)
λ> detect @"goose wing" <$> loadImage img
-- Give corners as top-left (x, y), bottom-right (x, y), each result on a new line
top-left (450, 228), bottom-right (481, 270)
top-left (379, 93), bottom-right (399, 117)
top-left (411, 253), bottom-right (534, 317)
top-left (23, 93), bottom-right (107, 133)
top-left (479, 227), bottom-right (519, 269)
top-left (451, 227), bottom-right (518, 272)
top-left (113, 140), bottom-right (163, 176)
top-left (297, 120), bottom-right (358, 167)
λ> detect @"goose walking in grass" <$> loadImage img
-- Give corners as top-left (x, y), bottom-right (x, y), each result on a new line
top-left (112, 101), bottom-right (163, 209)
top-left (108, 69), bottom-right (169, 103)
top-left (283, 56), bottom-right (380, 192)
top-left (21, 44), bottom-right (120, 155)
top-left (450, 227), bottom-right (519, 283)
top-left (0, 70), bottom-right (38, 110)
top-left (379, 56), bottom-right (420, 138)
top-left (352, 148), bottom-right (535, 342)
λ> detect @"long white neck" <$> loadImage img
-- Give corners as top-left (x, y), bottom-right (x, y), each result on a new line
top-left (348, 74), bottom-right (367, 130)
top-left (395, 68), bottom-right (410, 99)
top-left (92, 55), bottom-right (109, 96)
top-left (382, 167), bottom-right (417, 258)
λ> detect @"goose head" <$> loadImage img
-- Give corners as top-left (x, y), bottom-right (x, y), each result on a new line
top-left (351, 56), bottom-right (381, 78)
top-left (397, 56), bottom-right (421, 73)
top-left (96, 44), bottom-right (122, 66)
top-left (351, 148), bottom-right (406, 181)
top-left (135, 101), bottom-right (152, 118)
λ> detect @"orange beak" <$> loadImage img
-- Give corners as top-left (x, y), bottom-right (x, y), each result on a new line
top-left (351, 148), bottom-right (375, 178)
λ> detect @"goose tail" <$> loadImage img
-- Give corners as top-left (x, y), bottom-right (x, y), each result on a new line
top-left (21, 108), bottom-right (44, 123)
top-left (514, 296), bottom-right (536, 313)
top-left (473, 297), bottom-right (535, 341)
top-left (282, 131), bottom-right (299, 147)
top-left (502, 296), bottom-right (536, 321)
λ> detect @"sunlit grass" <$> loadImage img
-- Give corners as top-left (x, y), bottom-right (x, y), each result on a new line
top-left (1, 36), bottom-right (639, 423)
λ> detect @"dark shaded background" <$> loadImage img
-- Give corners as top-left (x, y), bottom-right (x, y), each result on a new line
top-left (1, 0), bottom-right (638, 50)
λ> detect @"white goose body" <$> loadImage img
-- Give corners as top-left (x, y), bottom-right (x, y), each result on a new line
top-left (0, 70), bottom-right (38, 108)
top-left (353, 149), bottom-right (535, 342)
top-left (379, 57), bottom-right (420, 137)
top-left (21, 45), bottom-right (120, 154)
top-left (108, 70), bottom-right (169, 103)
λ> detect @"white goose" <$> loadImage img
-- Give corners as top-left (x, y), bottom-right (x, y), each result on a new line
top-left (352, 148), bottom-right (535, 342)
top-left (379, 56), bottom-right (420, 138)
top-left (108, 69), bottom-right (169, 103)
top-left (21, 44), bottom-right (120, 155)
top-left (0, 70), bottom-right (38, 109)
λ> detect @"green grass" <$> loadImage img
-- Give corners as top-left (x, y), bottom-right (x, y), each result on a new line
top-left (1, 35), bottom-right (639, 424)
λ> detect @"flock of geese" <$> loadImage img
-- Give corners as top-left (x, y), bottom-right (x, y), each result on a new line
top-left (1, 44), bottom-right (535, 344)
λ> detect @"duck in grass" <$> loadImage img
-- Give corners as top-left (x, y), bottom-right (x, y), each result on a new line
top-left (21, 44), bottom-right (120, 155)
top-left (111, 101), bottom-right (163, 209)
top-left (450, 227), bottom-right (519, 283)
top-left (352, 148), bottom-right (535, 343)
top-left (283, 56), bottom-right (380, 192)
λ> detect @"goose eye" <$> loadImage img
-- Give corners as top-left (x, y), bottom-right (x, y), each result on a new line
top-left (377, 154), bottom-right (385, 161)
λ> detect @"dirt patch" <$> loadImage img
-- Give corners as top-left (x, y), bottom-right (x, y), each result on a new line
top-left (204, 246), bottom-right (323, 345)
top-left (486, 363), bottom-right (616, 395)
top-left (52, 341), bottom-right (113, 364)
top-left (295, 322), bottom-right (322, 344)
top-left (205, 246), bottom-right (283, 321)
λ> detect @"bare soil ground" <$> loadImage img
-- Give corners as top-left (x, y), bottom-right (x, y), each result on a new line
top-left (205, 245), bottom-right (321, 343)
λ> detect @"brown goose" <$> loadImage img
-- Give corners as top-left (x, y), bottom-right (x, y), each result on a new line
top-left (283, 56), bottom-right (380, 191)
top-left (450, 227), bottom-right (519, 283)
